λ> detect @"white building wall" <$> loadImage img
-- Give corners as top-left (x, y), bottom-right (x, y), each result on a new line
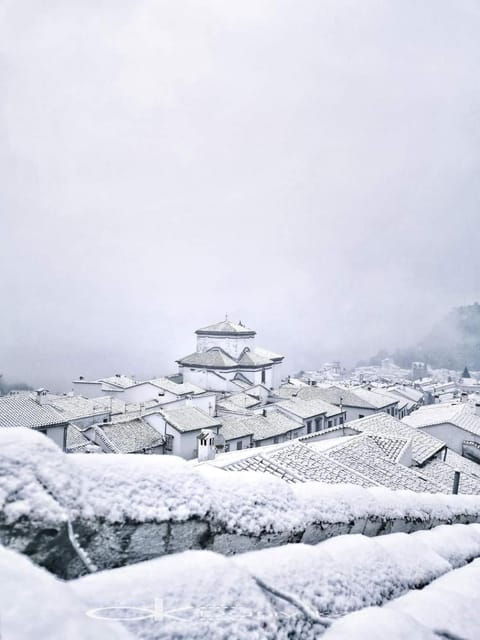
top-left (119, 383), bottom-right (177, 404)
top-left (196, 334), bottom-right (255, 357)
top-left (224, 435), bottom-right (253, 452)
top-left (72, 381), bottom-right (103, 398)
top-left (70, 412), bottom-right (110, 429)
top-left (256, 427), bottom-right (304, 447)
top-left (144, 413), bottom-right (220, 460)
top-left (165, 426), bottom-right (200, 459)
top-left (419, 423), bottom-right (479, 455)
top-left (181, 368), bottom-right (229, 391)
top-left (45, 426), bottom-right (67, 450)
top-left (344, 406), bottom-right (378, 422)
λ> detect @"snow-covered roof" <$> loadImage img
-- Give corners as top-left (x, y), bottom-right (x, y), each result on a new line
top-left (215, 434), bottom-right (440, 493)
top-left (89, 396), bottom-right (128, 415)
top-left (324, 436), bottom-right (440, 493)
top-left (217, 392), bottom-right (261, 414)
top-left (445, 449), bottom-right (480, 478)
top-left (237, 349), bottom-right (273, 366)
top-left (177, 347), bottom-right (238, 368)
top-left (248, 410), bottom-right (303, 441)
top-left (297, 385), bottom-right (398, 410)
top-left (348, 413), bottom-right (445, 465)
top-left (65, 424), bottom-right (93, 453)
top-left (44, 394), bottom-right (111, 421)
top-left (98, 375), bottom-right (137, 389)
top-left (218, 410), bottom-right (302, 443)
top-left (277, 397), bottom-right (342, 419)
top-left (388, 385), bottom-right (424, 403)
top-left (0, 395), bottom-right (67, 429)
top-left (351, 386), bottom-right (400, 409)
top-left (219, 416), bottom-right (256, 441)
top-left (254, 346), bottom-right (284, 362)
top-left (177, 346), bottom-right (282, 369)
top-left (368, 433), bottom-right (411, 462)
top-left (264, 441), bottom-right (375, 486)
top-left (162, 406), bottom-right (222, 432)
top-left (404, 402), bottom-right (480, 437)
top-left (94, 418), bottom-right (165, 454)
top-left (150, 377), bottom-right (206, 396)
top-left (195, 319), bottom-right (256, 335)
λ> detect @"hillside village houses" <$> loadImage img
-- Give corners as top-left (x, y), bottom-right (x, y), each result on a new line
top-left (2, 317), bottom-right (480, 488)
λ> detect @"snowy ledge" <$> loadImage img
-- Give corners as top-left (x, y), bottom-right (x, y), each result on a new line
top-left (2, 524), bottom-right (480, 640)
top-left (2, 429), bottom-right (480, 578)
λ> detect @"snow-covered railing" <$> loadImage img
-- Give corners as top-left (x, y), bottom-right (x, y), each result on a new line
top-left (2, 428), bottom-right (480, 578)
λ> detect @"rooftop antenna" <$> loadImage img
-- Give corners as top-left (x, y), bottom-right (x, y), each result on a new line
top-left (225, 312), bottom-right (228, 320)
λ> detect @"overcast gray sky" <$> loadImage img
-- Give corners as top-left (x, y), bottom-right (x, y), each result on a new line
top-left (1, 0), bottom-right (479, 390)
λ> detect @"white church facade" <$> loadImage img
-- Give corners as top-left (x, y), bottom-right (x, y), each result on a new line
top-left (176, 319), bottom-right (284, 393)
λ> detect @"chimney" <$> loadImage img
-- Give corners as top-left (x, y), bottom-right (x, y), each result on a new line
top-left (197, 429), bottom-right (216, 462)
top-left (35, 388), bottom-right (46, 405)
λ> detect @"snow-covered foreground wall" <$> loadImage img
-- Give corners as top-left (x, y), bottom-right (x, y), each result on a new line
top-left (2, 524), bottom-right (480, 640)
top-left (2, 429), bottom-right (480, 578)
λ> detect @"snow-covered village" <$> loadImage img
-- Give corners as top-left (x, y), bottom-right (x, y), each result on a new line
top-left (3, 2), bottom-right (480, 639)
top-left (3, 316), bottom-right (480, 639)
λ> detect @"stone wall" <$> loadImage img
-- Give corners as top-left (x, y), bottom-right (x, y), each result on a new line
top-left (3, 509), bottom-right (480, 580)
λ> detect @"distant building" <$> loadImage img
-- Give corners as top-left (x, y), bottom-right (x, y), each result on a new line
top-left (277, 384), bottom-right (399, 422)
top-left (144, 406), bottom-right (222, 460)
top-left (176, 319), bottom-right (284, 392)
top-left (219, 409), bottom-right (304, 449)
top-left (412, 362), bottom-right (428, 381)
top-left (72, 374), bottom-right (217, 415)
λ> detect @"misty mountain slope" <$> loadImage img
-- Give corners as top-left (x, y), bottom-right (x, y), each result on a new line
top-left (364, 303), bottom-right (480, 370)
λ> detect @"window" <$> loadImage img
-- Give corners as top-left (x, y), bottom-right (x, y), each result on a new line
top-left (273, 436), bottom-right (279, 444)
top-left (261, 369), bottom-right (266, 384)
top-left (315, 418), bottom-right (321, 432)
top-left (328, 420), bottom-right (332, 428)
top-left (307, 421), bottom-right (312, 434)
top-left (340, 416), bottom-right (344, 424)
top-left (236, 440), bottom-right (243, 450)
top-left (334, 418), bottom-right (337, 426)
top-left (358, 414), bottom-right (364, 419)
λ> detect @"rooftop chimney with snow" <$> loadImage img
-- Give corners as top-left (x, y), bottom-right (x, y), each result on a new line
top-left (197, 429), bottom-right (216, 462)
top-left (35, 388), bottom-right (46, 405)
